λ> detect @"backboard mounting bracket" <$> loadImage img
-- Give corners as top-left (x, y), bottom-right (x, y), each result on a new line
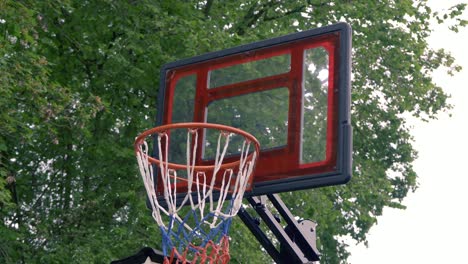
top-left (237, 194), bottom-right (320, 263)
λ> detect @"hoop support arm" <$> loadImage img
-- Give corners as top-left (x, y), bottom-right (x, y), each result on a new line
top-left (237, 194), bottom-right (320, 263)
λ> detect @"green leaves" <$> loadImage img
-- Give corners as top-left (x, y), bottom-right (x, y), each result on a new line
top-left (0, 0), bottom-right (465, 263)
top-left (433, 3), bottom-right (468, 32)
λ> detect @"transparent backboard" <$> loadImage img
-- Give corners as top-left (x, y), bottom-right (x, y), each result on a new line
top-left (156, 23), bottom-right (352, 195)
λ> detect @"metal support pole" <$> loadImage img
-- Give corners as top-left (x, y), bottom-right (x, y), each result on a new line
top-left (237, 194), bottom-right (320, 263)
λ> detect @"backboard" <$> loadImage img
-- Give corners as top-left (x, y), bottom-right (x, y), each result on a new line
top-left (155, 22), bottom-right (352, 196)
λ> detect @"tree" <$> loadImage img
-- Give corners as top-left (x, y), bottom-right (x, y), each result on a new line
top-left (1, 0), bottom-right (465, 263)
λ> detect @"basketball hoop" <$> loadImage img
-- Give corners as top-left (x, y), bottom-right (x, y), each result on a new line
top-left (134, 122), bottom-right (260, 263)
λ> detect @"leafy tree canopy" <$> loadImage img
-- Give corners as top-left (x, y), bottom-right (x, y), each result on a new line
top-left (1, 0), bottom-right (465, 263)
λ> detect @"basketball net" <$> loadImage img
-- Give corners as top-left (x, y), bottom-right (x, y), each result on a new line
top-left (135, 123), bottom-right (259, 264)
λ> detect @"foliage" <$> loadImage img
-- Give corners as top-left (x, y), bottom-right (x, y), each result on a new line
top-left (0, 0), bottom-right (465, 263)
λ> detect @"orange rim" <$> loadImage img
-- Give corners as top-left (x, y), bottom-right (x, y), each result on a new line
top-left (134, 122), bottom-right (260, 171)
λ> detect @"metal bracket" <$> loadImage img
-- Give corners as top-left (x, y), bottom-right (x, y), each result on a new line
top-left (237, 194), bottom-right (320, 263)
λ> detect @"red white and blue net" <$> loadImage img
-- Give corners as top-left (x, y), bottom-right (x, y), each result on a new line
top-left (135, 123), bottom-right (259, 263)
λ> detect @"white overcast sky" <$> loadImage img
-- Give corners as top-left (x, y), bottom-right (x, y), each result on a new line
top-left (349, 1), bottom-right (468, 263)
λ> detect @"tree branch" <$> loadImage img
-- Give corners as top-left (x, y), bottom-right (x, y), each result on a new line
top-left (203, 0), bottom-right (214, 17)
top-left (264, 4), bottom-right (307, 22)
top-left (234, 2), bottom-right (275, 35)
top-left (234, 2), bottom-right (312, 35)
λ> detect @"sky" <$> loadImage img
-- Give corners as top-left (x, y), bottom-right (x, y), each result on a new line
top-left (349, 1), bottom-right (468, 263)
